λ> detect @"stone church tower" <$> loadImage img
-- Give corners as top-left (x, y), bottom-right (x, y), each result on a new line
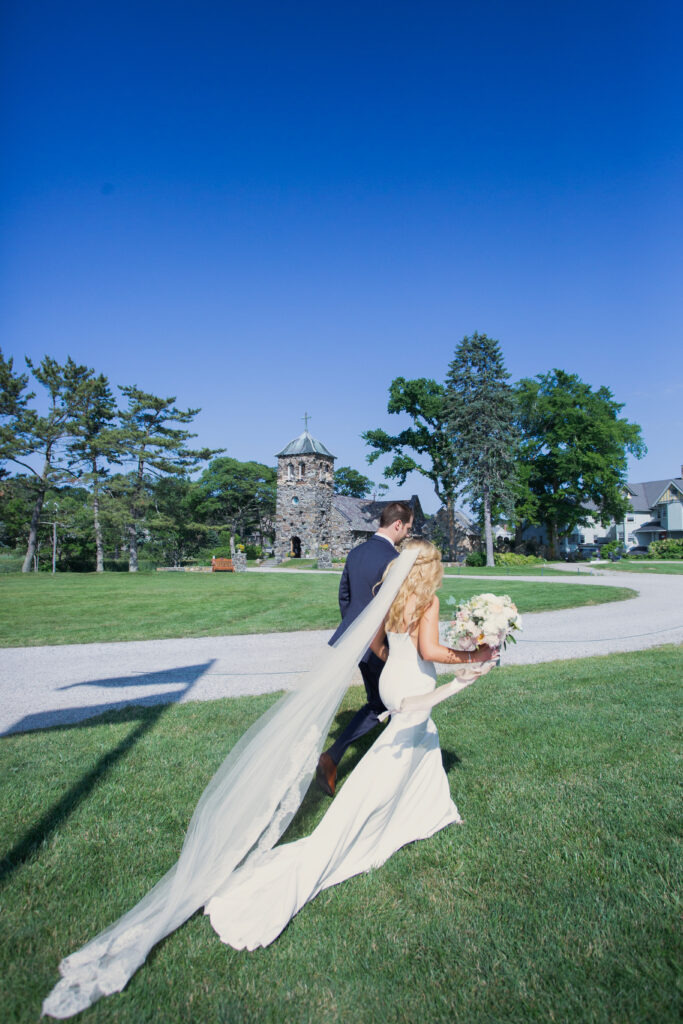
top-left (274, 426), bottom-right (335, 562)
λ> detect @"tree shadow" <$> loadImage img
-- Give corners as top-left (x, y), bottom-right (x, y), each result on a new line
top-left (6, 662), bottom-right (214, 735)
top-left (0, 661), bottom-right (213, 886)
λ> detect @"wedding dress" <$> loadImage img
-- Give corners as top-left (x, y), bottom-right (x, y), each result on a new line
top-left (43, 549), bottom-right (423, 1018)
top-left (205, 630), bottom-right (461, 950)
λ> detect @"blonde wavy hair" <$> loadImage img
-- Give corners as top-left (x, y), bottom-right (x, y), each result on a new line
top-left (380, 540), bottom-right (443, 634)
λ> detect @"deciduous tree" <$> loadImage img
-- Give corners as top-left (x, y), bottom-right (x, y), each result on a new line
top-left (363, 377), bottom-right (460, 557)
top-left (192, 457), bottom-right (276, 552)
top-left (515, 369), bottom-right (646, 558)
top-left (334, 466), bottom-right (373, 498)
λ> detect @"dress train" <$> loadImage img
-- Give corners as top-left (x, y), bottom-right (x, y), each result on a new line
top-left (205, 632), bottom-right (461, 949)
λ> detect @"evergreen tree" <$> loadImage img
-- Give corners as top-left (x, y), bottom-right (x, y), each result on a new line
top-left (68, 374), bottom-right (120, 571)
top-left (0, 353), bottom-right (95, 572)
top-left (444, 333), bottom-right (518, 567)
top-left (116, 387), bottom-right (223, 571)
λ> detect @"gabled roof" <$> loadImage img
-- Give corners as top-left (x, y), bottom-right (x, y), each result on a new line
top-left (332, 494), bottom-right (424, 533)
top-left (276, 430), bottom-right (334, 458)
top-left (627, 478), bottom-right (683, 512)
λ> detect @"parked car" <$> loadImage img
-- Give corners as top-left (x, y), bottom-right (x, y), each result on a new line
top-left (626, 545), bottom-right (649, 556)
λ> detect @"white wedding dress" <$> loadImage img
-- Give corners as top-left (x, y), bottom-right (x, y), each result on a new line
top-left (205, 631), bottom-right (461, 949)
top-left (43, 548), bottom-right (458, 1018)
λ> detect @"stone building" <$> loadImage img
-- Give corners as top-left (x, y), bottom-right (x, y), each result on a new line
top-left (274, 427), bottom-right (424, 561)
top-left (274, 429), bottom-right (335, 562)
top-left (329, 493), bottom-right (425, 557)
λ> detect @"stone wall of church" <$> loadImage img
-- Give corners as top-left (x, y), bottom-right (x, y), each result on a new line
top-left (328, 507), bottom-right (372, 560)
top-left (274, 453), bottom-right (335, 561)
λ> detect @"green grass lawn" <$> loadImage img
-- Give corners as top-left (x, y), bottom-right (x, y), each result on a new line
top-left (444, 565), bottom-right (586, 576)
top-left (0, 574), bottom-right (636, 648)
top-left (2, 646), bottom-right (680, 1023)
top-left (272, 558), bottom-right (320, 569)
top-left (601, 560), bottom-right (683, 574)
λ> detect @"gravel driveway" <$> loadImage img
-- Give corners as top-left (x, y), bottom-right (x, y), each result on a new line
top-left (2, 570), bottom-right (681, 736)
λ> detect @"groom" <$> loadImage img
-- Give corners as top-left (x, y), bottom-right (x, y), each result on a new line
top-left (316, 501), bottom-right (414, 796)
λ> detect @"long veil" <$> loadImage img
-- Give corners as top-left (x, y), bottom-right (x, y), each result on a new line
top-left (43, 547), bottom-right (419, 1018)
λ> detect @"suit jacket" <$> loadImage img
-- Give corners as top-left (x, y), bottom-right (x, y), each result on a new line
top-left (329, 535), bottom-right (399, 661)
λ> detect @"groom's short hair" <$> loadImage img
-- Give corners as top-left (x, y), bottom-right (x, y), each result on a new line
top-left (379, 501), bottom-right (413, 528)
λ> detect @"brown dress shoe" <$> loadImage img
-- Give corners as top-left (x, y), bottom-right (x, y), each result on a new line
top-left (316, 752), bottom-right (337, 797)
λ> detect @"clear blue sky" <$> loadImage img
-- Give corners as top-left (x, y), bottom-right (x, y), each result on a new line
top-left (2, 1), bottom-right (681, 513)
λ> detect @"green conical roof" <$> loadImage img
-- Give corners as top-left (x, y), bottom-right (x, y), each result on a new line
top-left (276, 430), bottom-right (334, 458)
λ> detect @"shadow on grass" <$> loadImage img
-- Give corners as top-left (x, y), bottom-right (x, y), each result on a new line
top-left (0, 661), bottom-right (214, 886)
top-left (282, 710), bottom-right (464, 843)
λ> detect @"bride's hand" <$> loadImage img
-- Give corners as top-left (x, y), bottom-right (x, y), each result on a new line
top-left (452, 658), bottom-right (496, 683)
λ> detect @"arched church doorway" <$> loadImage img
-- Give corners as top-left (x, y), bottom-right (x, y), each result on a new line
top-left (291, 536), bottom-right (302, 558)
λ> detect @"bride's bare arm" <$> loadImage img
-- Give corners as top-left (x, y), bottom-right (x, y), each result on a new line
top-left (369, 619), bottom-right (389, 661)
top-left (417, 597), bottom-right (494, 665)
top-left (396, 663), bottom-right (495, 714)
top-left (392, 597), bottom-right (496, 714)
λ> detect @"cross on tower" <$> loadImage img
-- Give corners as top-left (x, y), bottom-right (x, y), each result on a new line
top-left (302, 411), bottom-right (311, 431)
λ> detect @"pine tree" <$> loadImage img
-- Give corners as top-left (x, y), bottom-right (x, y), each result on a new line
top-left (0, 353), bottom-right (95, 572)
top-left (444, 333), bottom-right (518, 567)
top-left (116, 387), bottom-right (223, 571)
top-left (68, 374), bottom-right (120, 572)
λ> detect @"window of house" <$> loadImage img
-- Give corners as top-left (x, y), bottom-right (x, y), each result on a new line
top-left (287, 463), bottom-right (294, 480)
top-left (299, 461), bottom-right (305, 479)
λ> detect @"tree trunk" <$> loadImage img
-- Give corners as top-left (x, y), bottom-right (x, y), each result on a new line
top-left (550, 520), bottom-right (560, 560)
top-left (22, 484), bottom-right (46, 573)
top-left (446, 494), bottom-right (456, 561)
top-left (128, 522), bottom-right (139, 572)
top-left (545, 520), bottom-right (559, 560)
top-left (92, 473), bottom-right (104, 573)
top-left (483, 486), bottom-right (495, 567)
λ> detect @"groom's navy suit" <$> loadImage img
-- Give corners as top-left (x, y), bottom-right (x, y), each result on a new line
top-left (326, 534), bottom-right (399, 766)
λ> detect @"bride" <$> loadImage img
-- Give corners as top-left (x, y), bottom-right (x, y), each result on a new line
top-left (43, 541), bottom-right (496, 1017)
top-left (204, 540), bottom-right (496, 949)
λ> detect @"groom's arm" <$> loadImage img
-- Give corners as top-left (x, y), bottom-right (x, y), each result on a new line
top-left (338, 562), bottom-right (351, 617)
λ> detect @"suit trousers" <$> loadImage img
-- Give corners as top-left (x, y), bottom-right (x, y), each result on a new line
top-left (326, 651), bottom-right (387, 766)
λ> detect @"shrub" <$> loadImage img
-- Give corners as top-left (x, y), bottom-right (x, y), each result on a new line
top-left (465, 551), bottom-right (486, 566)
top-left (648, 538), bottom-right (683, 560)
top-left (0, 552), bottom-right (24, 573)
top-left (103, 559), bottom-right (130, 572)
top-left (245, 544), bottom-right (262, 559)
top-left (493, 552), bottom-right (544, 566)
top-left (601, 541), bottom-right (625, 559)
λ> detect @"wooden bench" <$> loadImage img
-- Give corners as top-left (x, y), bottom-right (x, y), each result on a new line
top-left (212, 557), bottom-right (235, 572)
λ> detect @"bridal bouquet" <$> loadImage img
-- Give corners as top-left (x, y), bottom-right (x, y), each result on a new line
top-left (444, 592), bottom-right (522, 651)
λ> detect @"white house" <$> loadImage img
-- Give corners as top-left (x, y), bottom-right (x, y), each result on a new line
top-left (521, 469), bottom-right (683, 554)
